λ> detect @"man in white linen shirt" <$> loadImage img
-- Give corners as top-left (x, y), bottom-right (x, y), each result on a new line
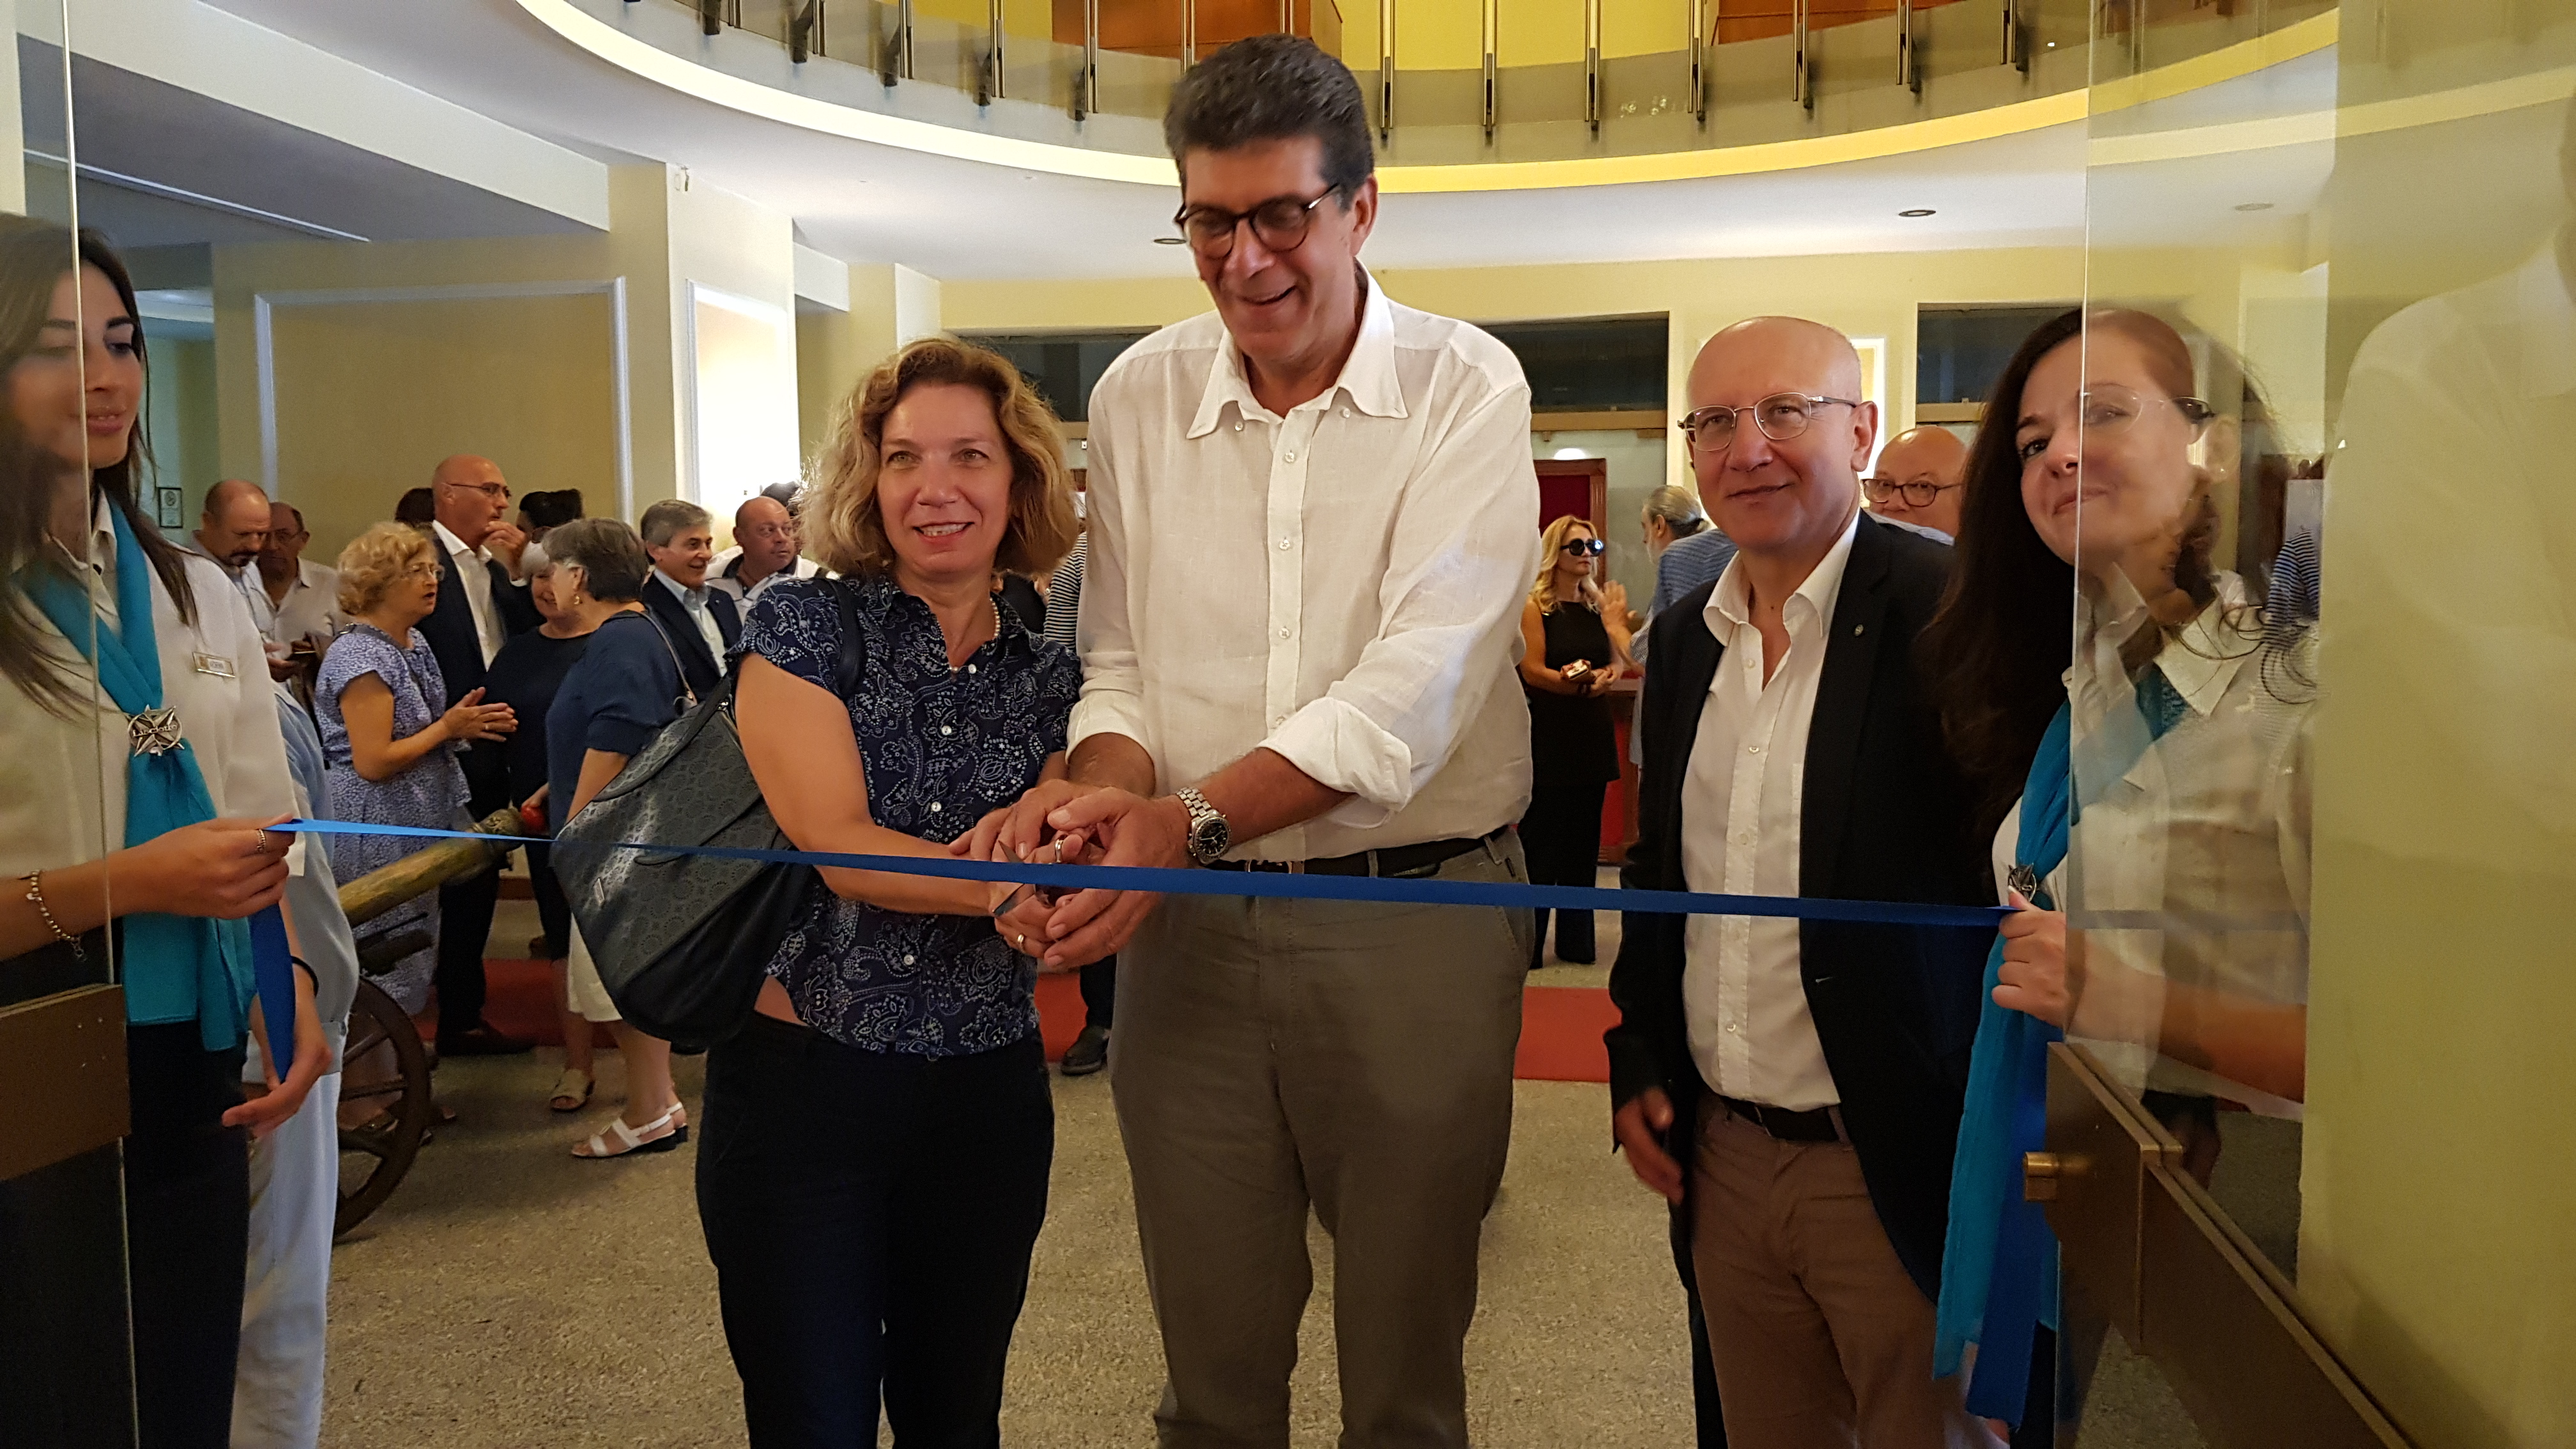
top-left (255, 503), bottom-right (342, 670)
top-left (969, 35), bottom-right (1539, 1448)
top-left (1604, 319), bottom-right (1999, 1449)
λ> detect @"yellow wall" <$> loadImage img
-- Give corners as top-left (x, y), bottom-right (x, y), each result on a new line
top-left (266, 295), bottom-right (620, 560)
top-left (1343, 0), bottom-right (1683, 65)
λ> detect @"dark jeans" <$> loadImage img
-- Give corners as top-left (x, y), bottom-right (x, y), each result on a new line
top-left (1078, 954), bottom-right (1116, 1032)
top-left (1520, 778), bottom-right (1610, 964)
top-left (128, 1022), bottom-right (252, 1449)
top-left (434, 866), bottom-right (500, 1040)
top-left (526, 842), bottom-right (572, 961)
top-left (696, 1015), bottom-right (1054, 1448)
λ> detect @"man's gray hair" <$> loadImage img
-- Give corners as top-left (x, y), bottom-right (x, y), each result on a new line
top-left (638, 498), bottom-right (713, 548)
top-left (1163, 36), bottom-right (1373, 198)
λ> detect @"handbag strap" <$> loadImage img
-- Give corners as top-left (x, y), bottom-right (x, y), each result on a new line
top-left (632, 608), bottom-right (700, 712)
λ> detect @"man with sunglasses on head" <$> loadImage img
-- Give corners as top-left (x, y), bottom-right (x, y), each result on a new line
top-left (961, 34), bottom-right (1539, 1449)
top-left (1606, 318), bottom-right (1999, 1448)
top-left (1864, 424), bottom-right (1971, 542)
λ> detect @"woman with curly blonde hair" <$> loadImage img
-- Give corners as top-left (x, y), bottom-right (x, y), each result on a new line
top-left (315, 523), bottom-right (515, 1011)
top-left (700, 336), bottom-right (1085, 1442)
top-left (1514, 514), bottom-right (1633, 966)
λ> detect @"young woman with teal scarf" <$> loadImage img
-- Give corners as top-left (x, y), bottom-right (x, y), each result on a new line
top-left (1919, 307), bottom-right (2315, 1441)
top-left (0, 220), bottom-right (330, 1446)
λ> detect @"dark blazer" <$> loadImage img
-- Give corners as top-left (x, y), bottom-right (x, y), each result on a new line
top-left (419, 537), bottom-right (540, 813)
top-left (640, 571), bottom-right (744, 701)
top-left (1604, 512), bottom-right (1993, 1301)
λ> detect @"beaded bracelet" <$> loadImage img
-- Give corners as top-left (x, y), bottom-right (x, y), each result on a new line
top-left (21, 871), bottom-right (84, 960)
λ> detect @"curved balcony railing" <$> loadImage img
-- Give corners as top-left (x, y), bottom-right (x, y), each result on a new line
top-left (648, 0), bottom-right (2336, 169)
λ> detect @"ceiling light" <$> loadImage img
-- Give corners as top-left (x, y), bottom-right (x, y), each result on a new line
top-left (2234, 201), bottom-right (2275, 211)
top-left (1899, 208), bottom-right (1936, 218)
top-left (1552, 447), bottom-right (1592, 461)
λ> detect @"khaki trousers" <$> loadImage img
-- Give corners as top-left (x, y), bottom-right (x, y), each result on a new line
top-left (1689, 1104), bottom-right (1992, 1449)
top-left (1112, 834), bottom-right (1534, 1449)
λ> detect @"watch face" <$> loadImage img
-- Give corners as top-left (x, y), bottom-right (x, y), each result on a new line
top-left (1190, 814), bottom-right (1229, 861)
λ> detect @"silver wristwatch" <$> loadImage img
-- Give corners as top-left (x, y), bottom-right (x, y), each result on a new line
top-left (1177, 786), bottom-right (1230, 866)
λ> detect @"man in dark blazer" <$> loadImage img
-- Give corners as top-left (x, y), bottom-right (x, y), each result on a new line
top-left (637, 498), bottom-right (742, 700)
top-left (418, 455), bottom-right (541, 1055)
top-left (1606, 319), bottom-right (1995, 1449)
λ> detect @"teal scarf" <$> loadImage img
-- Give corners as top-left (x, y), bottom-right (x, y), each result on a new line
top-left (24, 500), bottom-right (254, 1050)
top-left (1936, 667), bottom-right (2193, 1423)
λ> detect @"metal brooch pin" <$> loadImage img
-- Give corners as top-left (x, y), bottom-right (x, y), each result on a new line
top-left (128, 706), bottom-right (183, 757)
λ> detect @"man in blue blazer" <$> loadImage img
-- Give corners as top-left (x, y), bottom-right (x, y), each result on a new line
top-left (637, 498), bottom-right (742, 700)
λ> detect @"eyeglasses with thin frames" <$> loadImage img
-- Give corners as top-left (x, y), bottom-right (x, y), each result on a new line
top-left (1675, 394), bottom-right (1863, 455)
top-left (2017, 385), bottom-right (2214, 464)
top-left (439, 479), bottom-right (511, 503)
top-left (1169, 190), bottom-right (1342, 260)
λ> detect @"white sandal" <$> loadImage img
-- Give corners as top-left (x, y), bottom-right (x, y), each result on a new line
top-left (572, 1104), bottom-right (682, 1160)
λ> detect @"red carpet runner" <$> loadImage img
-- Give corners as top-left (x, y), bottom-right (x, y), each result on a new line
top-left (463, 960), bottom-right (1615, 1085)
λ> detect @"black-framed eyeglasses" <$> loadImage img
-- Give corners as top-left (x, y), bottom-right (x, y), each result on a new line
top-left (1676, 394), bottom-right (1862, 454)
top-left (1170, 190), bottom-right (1341, 259)
top-left (1559, 536), bottom-right (1606, 557)
top-left (1862, 478), bottom-right (1960, 509)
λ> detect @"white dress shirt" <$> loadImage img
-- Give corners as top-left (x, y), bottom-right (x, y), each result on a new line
top-left (656, 569), bottom-right (730, 660)
top-left (263, 558), bottom-right (344, 653)
top-left (1681, 510), bottom-right (1860, 1112)
top-left (1073, 273), bottom-right (1540, 859)
top-left (431, 519), bottom-right (505, 667)
top-left (0, 500), bottom-right (300, 889)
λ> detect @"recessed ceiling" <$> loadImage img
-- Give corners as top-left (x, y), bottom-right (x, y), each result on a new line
top-left (73, 0), bottom-right (2333, 279)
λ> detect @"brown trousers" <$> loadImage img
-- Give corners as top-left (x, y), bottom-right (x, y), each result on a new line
top-left (1111, 834), bottom-right (1534, 1449)
top-left (1689, 1104), bottom-right (1995, 1449)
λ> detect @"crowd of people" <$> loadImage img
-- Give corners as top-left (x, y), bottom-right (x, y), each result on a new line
top-left (0, 31), bottom-right (2323, 1449)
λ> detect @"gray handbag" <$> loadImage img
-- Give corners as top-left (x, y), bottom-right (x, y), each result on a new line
top-left (553, 583), bottom-right (864, 1049)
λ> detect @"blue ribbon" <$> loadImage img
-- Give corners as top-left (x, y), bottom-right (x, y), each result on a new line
top-left (275, 819), bottom-right (2011, 928)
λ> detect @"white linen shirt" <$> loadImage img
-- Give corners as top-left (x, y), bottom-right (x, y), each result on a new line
top-left (265, 558), bottom-right (344, 653)
top-left (0, 501), bottom-right (302, 894)
top-left (1073, 273), bottom-right (1540, 859)
top-left (431, 519), bottom-right (505, 666)
top-left (1680, 510), bottom-right (1860, 1112)
top-left (708, 553), bottom-right (823, 608)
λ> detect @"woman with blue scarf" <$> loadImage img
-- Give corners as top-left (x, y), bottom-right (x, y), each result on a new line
top-left (0, 221), bottom-right (330, 1446)
top-left (1920, 308), bottom-right (2315, 1439)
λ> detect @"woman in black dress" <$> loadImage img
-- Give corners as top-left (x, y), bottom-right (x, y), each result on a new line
top-left (1516, 515), bottom-right (1632, 966)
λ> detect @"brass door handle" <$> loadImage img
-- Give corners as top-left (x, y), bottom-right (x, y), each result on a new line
top-left (2024, 1150), bottom-right (2090, 1202)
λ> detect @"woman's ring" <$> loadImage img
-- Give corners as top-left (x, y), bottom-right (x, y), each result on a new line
top-left (1016, 933), bottom-right (1027, 951)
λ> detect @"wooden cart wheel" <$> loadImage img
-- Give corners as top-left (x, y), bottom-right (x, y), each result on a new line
top-left (335, 977), bottom-right (432, 1238)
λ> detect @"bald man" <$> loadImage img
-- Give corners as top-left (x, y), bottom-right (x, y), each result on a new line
top-left (1604, 318), bottom-right (1998, 1448)
top-left (1866, 425), bottom-right (1971, 540)
top-left (183, 478), bottom-right (279, 634)
top-left (417, 454), bottom-right (539, 1056)
top-left (708, 493), bottom-right (820, 607)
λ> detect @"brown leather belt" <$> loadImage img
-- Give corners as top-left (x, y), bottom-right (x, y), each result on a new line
top-left (1203, 827), bottom-right (1510, 880)
top-left (1717, 1094), bottom-right (1843, 1144)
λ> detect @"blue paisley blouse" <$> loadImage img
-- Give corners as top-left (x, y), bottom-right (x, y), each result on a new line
top-left (742, 574), bottom-right (1083, 1057)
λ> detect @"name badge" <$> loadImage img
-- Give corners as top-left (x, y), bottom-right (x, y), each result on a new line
top-left (191, 651), bottom-right (236, 680)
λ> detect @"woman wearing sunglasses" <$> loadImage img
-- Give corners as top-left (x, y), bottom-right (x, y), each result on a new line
top-left (1515, 515), bottom-right (1632, 967)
